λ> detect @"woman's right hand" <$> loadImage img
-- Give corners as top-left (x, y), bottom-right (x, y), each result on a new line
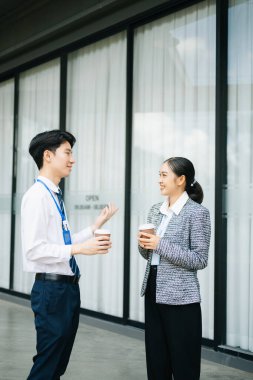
top-left (71, 236), bottom-right (112, 256)
top-left (138, 232), bottom-right (160, 250)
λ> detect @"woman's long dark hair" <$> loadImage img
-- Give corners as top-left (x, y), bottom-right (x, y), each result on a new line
top-left (164, 157), bottom-right (203, 204)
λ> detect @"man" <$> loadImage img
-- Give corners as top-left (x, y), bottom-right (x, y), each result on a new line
top-left (21, 130), bottom-right (117, 379)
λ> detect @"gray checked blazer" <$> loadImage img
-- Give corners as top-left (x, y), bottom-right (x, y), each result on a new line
top-left (139, 198), bottom-right (211, 305)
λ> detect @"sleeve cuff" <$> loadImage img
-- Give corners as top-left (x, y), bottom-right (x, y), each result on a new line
top-left (155, 238), bottom-right (168, 257)
top-left (62, 244), bottom-right (72, 260)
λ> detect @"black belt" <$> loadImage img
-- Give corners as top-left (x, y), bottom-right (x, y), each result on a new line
top-left (35, 273), bottom-right (80, 284)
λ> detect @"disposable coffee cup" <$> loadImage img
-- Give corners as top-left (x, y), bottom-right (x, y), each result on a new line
top-left (139, 223), bottom-right (155, 237)
top-left (94, 229), bottom-right (111, 239)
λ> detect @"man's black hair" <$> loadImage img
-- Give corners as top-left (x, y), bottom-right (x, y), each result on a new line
top-left (29, 130), bottom-right (76, 169)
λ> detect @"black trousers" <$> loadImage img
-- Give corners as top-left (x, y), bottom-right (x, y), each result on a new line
top-left (27, 279), bottom-right (80, 380)
top-left (145, 266), bottom-right (202, 380)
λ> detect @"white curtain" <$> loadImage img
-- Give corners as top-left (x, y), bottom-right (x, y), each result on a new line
top-left (227, 0), bottom-right (253, 352)
top-left (130, 0), bottom-right (216, 339)
top-left (13, 59), bottom-right (60, 293)
top-left (65, 32), bottom-right (126, 317)
top-left (0, 79), bottom-right (14, 289)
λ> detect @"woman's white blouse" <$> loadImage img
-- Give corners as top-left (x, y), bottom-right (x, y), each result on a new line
top-left (151, 191), bottom-right (189, 265)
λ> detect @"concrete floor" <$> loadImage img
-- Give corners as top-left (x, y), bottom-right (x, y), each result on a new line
top-left (0, 296), bottom-right (252, 380)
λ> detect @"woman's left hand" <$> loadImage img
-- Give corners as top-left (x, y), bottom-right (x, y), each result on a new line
top-left (93, 202), bottom-right (119, 230)
top-left (138, 232), bottom-right (160, 250)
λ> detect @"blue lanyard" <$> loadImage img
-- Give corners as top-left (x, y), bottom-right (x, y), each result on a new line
top-left (36, 179), bottom-right (72, 245)
top-left (36, 179), bottom-right (66, 222)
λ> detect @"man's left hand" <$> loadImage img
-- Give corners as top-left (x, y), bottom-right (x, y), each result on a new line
top-left (93, 202), bottom-right (118, 231)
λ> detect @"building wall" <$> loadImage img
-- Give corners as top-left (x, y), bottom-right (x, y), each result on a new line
top-left (0, 0), bottom-right (171, 76)
top-left (0, 0), bottom-right (252, 363)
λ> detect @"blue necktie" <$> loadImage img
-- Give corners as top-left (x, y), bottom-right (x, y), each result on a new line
top-left (56, 189), bottom-right (80, 277)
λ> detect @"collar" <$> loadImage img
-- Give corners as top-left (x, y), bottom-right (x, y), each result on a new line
top-left (160, 191), bottom-right (189, 216)
top-left (37, 175), bottom-right (60, 194)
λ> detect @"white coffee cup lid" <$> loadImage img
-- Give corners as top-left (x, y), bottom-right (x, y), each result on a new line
top-left (139, 223), bottom-right (155, 230)
top-left (95, 229), bottom-right (111, 234)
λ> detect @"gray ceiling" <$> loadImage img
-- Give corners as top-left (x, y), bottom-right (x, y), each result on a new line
top-left (0, 0), bottom-right (30, 16)
top-left (0, 0), bottom-right (50, 20)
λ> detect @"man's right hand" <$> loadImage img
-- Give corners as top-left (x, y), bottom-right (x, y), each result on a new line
top-left (71, 236), bottom-right (111, 256)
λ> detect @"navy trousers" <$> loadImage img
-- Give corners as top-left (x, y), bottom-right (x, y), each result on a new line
top-left (145, 266), bottom-right (202, 380)
top-left (27, 279), bottom-right (80, 380)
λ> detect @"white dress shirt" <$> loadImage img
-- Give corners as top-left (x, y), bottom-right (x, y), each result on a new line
top-left (151, 191), bottom-right (189, 265)
top-left (21, 175), bottom-right (93, 275)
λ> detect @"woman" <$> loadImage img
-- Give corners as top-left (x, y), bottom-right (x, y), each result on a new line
top-left (138, 157), bottom-right (211, 380)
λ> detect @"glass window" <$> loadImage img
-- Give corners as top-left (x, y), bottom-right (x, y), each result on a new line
top-left (65, 32), bottom-right (126, 317)
top-left (13, 59), bottom-right (60, 293)
top-left (227, 0), bottom-right (253, 352)
top-left (0, 79), bottom-right (14, 289)
top-left (130, 0), bottom-right (216, 339)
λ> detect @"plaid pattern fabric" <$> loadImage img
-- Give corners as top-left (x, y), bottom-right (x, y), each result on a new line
top-left (139, 198), bottom-right (211, 305)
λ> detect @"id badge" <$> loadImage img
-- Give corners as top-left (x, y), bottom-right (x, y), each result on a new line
top-left (63, 229), bottom-right (72, 245)
top-left (62, 221), bottom-right (72, 245)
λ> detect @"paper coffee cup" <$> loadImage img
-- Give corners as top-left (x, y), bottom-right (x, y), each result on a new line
top-left (94, 229), bottom-right (111, 238)
top-left (139, 223), bottom-right (155, 236)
